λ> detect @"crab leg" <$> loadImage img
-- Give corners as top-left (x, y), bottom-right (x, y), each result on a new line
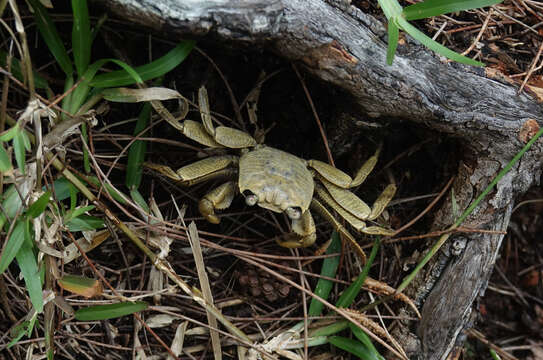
top-left (315, 184), bottom-right (395, 236)
top-left (368, 183), bottom-right (396, 221)
top-left (308, 145), bottom-right (381, 189)
top-left (310, 199), bottom-right (367, 263)
top-left (146, 155), bottom-right (238, 185)
top-left (276, 210), bottom-right (317, 248)
top-left (196, 87), bottom-right (257, 148)
top-left (198, 181), bottom-right (237, 224)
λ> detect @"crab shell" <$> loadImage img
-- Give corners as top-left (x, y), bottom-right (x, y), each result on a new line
top-left (238, 146), bottom-right (314, 214)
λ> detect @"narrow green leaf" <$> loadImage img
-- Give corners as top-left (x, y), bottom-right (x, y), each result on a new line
top-left (377, 0), bottom-right (403, 19)
top-left (489, 348), bottom-right (502, 360)
top-left (13, 130), bottom-right (26, 174)
top-left (386, 22), bottom-right (400, 65)
top-left (81, 123), bottom-right (90, 173)
top-left (75, 301), bottom-right (148, 321)
top-left (61, 75), bottom-right (75, 117)
top-left (102, 87), bottom-right (183, 103)
top-left (0, 145), bottom-right (12, 172)
top-left (85, 176), bottom-right (127, 204)
top-left (0, 185), bottom-right (24, 230)
top-left (329, 336), bottom-right (383, 360)
top-left (69, 179), bottom-right (78, 211)
top-left (126, 103), bottom-right (151, 189)
top-left (71, 0), bottom-right (91, 76)
top-left (67, 59), bottom-right (141, 115)
top-left (308, 231), bottom-right (341, 317)
top-left (130, 189), bottom-right (149, 213)
top-left (310, 320), bottom-right (349, 338)
top-left (90, 41), bottom-right (195, 88)
top-left (27, 0), bottom-right (73, 75)
top-left (0, 220), bottom-right (26, 274)
top-left (451, 187), bottom-right (459, 220)
top-left (348, 323), bottom-right (383, 358)
top-left (66, 214), bottom-right (104, 232)
top-left (404, 0), bottom-right (503, 21)
top-left (396, 17), bottom-right (484, 66)
top-left (26, 191), bottom-right (51, 218)
top-left (50, 177), bottom-right (77, 201)
top-left (7, 321), bottom-right (31, 348)
top-left (66, 205), bottom-right (95, 221)
top-left (336, 237), bottom-right (380, 308)
top-left (16, 219), bottom-right (44, 313)
top-left (21, 130), bottom-right (31, 151)
top-left (0, 125), bottom-right (19, 142)
top-left (58, 274), bottom-right (102, 297)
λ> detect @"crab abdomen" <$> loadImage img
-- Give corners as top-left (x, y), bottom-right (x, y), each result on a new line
top-left (239, 146), bottom-right (314, 213)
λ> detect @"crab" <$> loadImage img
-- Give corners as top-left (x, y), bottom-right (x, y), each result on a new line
top-left (147, 87), bottom-right (396, 258)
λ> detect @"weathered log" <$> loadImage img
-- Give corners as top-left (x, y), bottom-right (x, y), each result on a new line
top-left (95, 0), bottom-right (543, 359)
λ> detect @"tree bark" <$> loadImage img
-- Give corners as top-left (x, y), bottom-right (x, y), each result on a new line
top-left (96, 0), bottom-right (543, 359)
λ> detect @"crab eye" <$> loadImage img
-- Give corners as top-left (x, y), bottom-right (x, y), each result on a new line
top-left (243, 191), bottom-right (258, 206)
top-left (285, 207), bottom-right (302, 220)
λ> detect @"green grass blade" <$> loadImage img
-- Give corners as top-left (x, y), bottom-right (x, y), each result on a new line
top-left (404, 0), bottom-right (503, 21)
top-left (65, 205), bottom-right (95, 222)
top-left (58, 274), bottom-right (102, 297)
top-left (0, 220), bottom-right (26, 274)
top-left (336, 237), bottom-right (380, 308)
top-left (396, 17), bottom-right (484, 66)
top-left (348, 323), bottom-right (384, 358)
top-left (308, 231), bottom-right (341, 317)
top-left (50, 177), bottom-right (77, 201)
top-left (130, 189), bottom-right (149, 213)
top-left (0, 145), bottom-right (12, 172)
top-left (125, 103), bottom-right (151, 189)
top-left (387, 22), bottom-right (400, 65)
top-left (329, 336), bottom-right (382, 360)
top-left (71, 0), bottom-right (91, 76)
top-left (75, 301), bottom-right (148, 321)
top-left (27, 0), bottom-right (73, 75)
top-left (85, 175), bottom-right (127, 204)
top-left (90, 41), bottom-right (195, 88)
top-left (0, 125), bottom-right (19, 141)
top-left (13, 130), bottom-right (26, 174)
top-left (0, 185), bottom-right (24, 229)
top-left (15, 219), bottom-right (44, 313)
top-left (310, 320), bottom-right (349, 338)
top-left (7, 321), bottom-right (31, 348)
top-left (68, 59), bottom-right (142, 114)
top-left (377, 0), bottom-right (403, 20)
top-left (26, 190), bottom-right (51, 218)
top-left (66, 214), bottom-right (104, 231)
top-left (81, 123), bottom-right (90, 172)
top-left (490, 349), bottom-right (502, 360)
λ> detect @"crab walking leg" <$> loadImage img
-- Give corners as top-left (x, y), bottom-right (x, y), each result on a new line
top-left (146, 155), bottom-right (238, 184)
top-left (198, 181), bottom-right (238, 224)
top-left (315, 185), bottom-right (395, 236)
top-left (368, 183), bottom-right (397, 221)
top-left (308, 145), bottom-right (382, 189)
top-left (319, 177), bottom-right (371, 219)
top-left (310, 199), bottom-right (367, 263)
top-left (197, 86), bottom-right (257, 148)
top-left (276, 210), bottom-right (317, 248)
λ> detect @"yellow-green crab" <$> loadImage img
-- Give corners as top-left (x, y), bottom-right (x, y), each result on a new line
top-left (147, 88), bottom-right (396, 258)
